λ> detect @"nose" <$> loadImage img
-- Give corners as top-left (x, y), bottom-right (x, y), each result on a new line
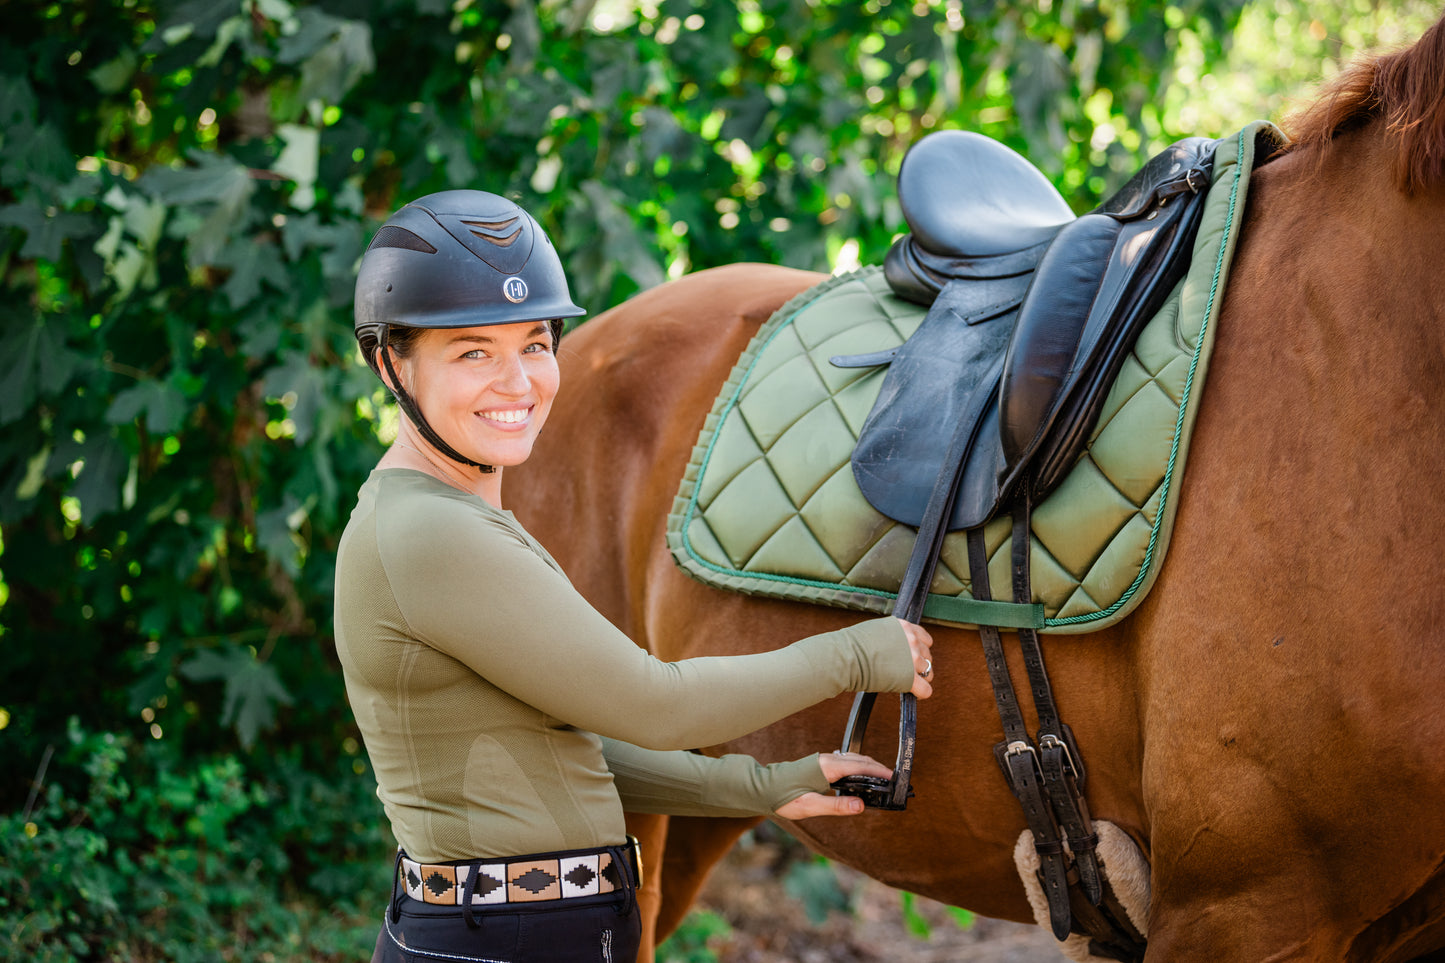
top-left (493, 351), bottom-right (532, 396)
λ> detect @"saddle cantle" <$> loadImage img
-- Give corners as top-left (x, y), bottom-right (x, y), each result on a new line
top-left (842, 132), bottom-right (1218, 531)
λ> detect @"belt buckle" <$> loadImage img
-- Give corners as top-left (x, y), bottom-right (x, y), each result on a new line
top-left (625, 834), bottom-right (644, 890)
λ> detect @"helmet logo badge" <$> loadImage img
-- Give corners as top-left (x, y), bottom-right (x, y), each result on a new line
top-left (502, 277), bottom-right (529, 303)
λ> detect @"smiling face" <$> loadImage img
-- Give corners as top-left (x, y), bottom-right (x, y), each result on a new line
top-left (389, 320), bottom-right (560, 472)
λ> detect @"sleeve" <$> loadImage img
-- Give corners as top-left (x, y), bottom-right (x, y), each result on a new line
top-left (384, 500), bottom-right (916, 750)
top-left (599, 737), bottom-right (832, 817)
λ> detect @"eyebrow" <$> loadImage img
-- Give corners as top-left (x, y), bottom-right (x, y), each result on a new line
top-left (446, 324), bottom-right (550, 345)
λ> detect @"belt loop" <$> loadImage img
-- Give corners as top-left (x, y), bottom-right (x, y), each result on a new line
top-left (389, 848), bottom-right (405, 925)
top-left (461, 862), bottom-right (482, 930)
top-left (613, 836), bottom-right (641, 918)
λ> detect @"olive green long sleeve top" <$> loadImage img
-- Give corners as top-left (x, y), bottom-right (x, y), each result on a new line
top-left (334, 469), bottom-right (914, 862)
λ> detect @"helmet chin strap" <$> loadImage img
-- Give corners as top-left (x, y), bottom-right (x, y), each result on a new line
top-left (380, 347), bottom-right (496, 474)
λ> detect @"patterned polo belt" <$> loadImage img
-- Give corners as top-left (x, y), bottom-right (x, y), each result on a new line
top-left (399, 837), bottom-right (641, 906)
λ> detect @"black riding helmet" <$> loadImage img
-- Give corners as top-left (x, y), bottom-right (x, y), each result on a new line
top-left (354, 190), bottom-right (585, 472)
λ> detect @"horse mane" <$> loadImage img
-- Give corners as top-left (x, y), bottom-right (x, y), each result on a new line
top-left (1280, 14), bottom-right (1445, 193)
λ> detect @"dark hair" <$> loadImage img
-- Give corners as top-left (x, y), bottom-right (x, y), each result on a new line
top-left (382, 323), bottom-right (428, 360)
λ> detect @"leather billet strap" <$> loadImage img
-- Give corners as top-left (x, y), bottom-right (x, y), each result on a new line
top-left (969, 510), bottom-right (1139, 958)
top-left (1010, 501), bottom-right (1103, 907)
top-left (835, 350), bottom-right (1006, 810)
top-left (966, 525), bottom-right (1073, 940)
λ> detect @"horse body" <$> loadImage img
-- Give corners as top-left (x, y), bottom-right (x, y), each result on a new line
top-left (507, 27), bottom-right (1445, 962)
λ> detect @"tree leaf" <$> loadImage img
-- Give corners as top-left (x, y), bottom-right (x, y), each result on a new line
top-left (88, 50), bottom-right (138, 95)
top-left (288, 11), bottom-right (375, 105)
top-left (0, 203), bottom-right (98, 261)
top-left (139, 151), bottom-right (255, 264)
top-left (67, 432), bottom-right (128, 524)
top-left (215, 235), bottom-right (289, 308)
top-left (180, 646), bottom-right (294, 750)
top-left (274, 124), bottom-right (320, 211)
top-left (0, 316), bottom-right (83, 424)
top-left (141, 0), bottom-right (238, 52)
top-left (782, 858), bottom-right (851, 925)
top-left (261, 352), bottom-right (327, 445)
top-left (106, 380), bottom-right (187, 435)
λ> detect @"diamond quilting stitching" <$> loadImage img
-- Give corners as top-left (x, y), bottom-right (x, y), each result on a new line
top-left (768, 402), bottom-right (857, 507)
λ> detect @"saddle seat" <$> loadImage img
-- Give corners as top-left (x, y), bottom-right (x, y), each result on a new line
top-left (846, 131), bottom-right (1219, 532)
top-left (899, 131), bottom-right (1077, 255)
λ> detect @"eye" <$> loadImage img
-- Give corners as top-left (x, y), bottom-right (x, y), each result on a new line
top-left (523, 339), bottom-right (553, 354)
top-left (460, 348), bottom-right (487, 360)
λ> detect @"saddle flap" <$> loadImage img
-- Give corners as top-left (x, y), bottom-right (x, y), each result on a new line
top-left (849, 279), bottom-right (1016, 528)
top-left (998, 214), bottom-right (1126, 466)
top-left (999, 147), bottom-right (1215, 496)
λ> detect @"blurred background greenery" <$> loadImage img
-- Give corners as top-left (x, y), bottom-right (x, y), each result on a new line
top-left (1, 0), bottom-right (1438, 959)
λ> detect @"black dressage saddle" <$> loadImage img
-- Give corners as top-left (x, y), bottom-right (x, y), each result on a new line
top-left (829, 129), bottom-right (1218, 961)
top-left (838, 129), bottom-right (1217, 531)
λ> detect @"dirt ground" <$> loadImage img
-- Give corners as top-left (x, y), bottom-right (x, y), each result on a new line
top-left (678, 828), bottom-right (1069, 963)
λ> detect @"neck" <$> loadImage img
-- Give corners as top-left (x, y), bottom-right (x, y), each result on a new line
top-left (383, 428), bottom-right (505, 508)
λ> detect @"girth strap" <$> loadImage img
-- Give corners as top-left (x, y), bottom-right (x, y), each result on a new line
top-left (967, 526), bottom-right (1072, 939)
top-left (1067, 868), bottom-right (1148, 962)
top-left (968, 507), bottom-right (1140, 957)
top-left (1009, 500), bottom-right (1103, 906)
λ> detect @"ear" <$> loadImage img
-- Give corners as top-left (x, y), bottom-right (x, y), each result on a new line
top-left (375, 345), bottom-right (406, 394)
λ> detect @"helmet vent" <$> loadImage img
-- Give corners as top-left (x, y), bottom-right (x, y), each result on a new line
top-left (369, 225), bottom-right (437, 254)
top-left (461, 218), bottom-right (522, 247)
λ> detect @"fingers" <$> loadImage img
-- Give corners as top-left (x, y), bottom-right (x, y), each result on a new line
top-left (774, 790), bottom-right (868, 820)
top-left (896, 617), bottom-right (935, 697)
top-left (815, 750), bottom-right (892, 783)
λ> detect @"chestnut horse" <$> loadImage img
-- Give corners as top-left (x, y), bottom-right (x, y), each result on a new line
top-left (508, 18), bottom-right (1445, 962)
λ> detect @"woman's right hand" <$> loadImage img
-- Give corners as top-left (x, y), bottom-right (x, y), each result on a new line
top-left (897, 618), bottom-right (934, 699)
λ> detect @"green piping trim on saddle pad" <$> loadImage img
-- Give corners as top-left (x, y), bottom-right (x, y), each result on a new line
top-left (667, 122), bottom-right (1282, 633)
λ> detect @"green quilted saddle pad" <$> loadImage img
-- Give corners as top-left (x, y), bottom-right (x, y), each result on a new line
top-left (667, 122), bottom-right (1280, 634)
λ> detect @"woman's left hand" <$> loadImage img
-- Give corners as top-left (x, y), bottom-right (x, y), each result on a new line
top-left (774, 751), bottom-right (893, 819)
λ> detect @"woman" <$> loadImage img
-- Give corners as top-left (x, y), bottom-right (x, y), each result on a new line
top-left (335, 189), bottom-right (935, 963)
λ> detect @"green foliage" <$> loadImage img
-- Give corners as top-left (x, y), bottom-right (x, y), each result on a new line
top-left (898, 889), bottom-right (976, 939)
top-left (0, 0), bottom-right (1437, 958)
top-left (1, 718), bottom-right (388, 961)
top-left (655, 908), bottom-right (732, 963)
top-left (782, 854), bottom-right (852, 925)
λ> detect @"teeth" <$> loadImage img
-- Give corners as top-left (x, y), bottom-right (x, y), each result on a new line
top-left (482, 408), bottom-right (528, 424)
